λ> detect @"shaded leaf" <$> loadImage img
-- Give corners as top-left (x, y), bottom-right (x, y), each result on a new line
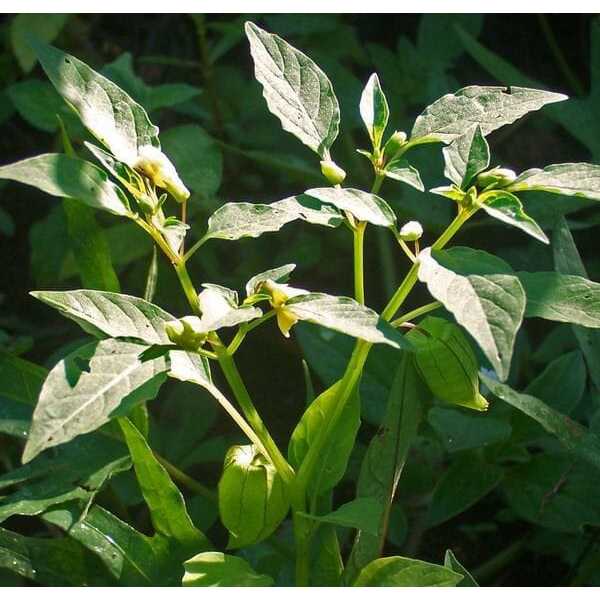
top-left (301, 498), bottom-right (383, 536)
top-left (183, 551), bottom-right (273, 586)
top-left (444, 550), bottom-right (478, 586)
top-left (354, 556), bottom-right (463, 586)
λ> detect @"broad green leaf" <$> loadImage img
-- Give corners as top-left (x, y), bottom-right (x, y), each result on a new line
top-left (553, 217), bottom-right (600, 389)
top-left (0, 351), bottom-right (46, 406)
top-left (245, 21), bottom-right (340, 158)
top-left (444, 550), bottom-right (478, 586)
top-left (411, 85), bottom-right (567, 143)
top-left (508, 163), bottom-right (600, 200)
top-left (301, 498), bottom-right (383, 536)
top-left (31, 289), bottom-right (175, 344)
top-left (183, 551), bottom-right (273, 586)
top-left (427, 454), bottom-right (504, 527)
top-left (480, 373), bottom-right (600, 471)
top-left (479, 190), bottom-right (548, 243)
top-left (289, 381), bottom-right (361, 497)
top-left (418, 247), bottom-right (525, 380)
top-left (346, 354), bottom-right (427, 582)
top-left (517, 272), bottom-right (600, 327)
top-left (503, 453), bottom-right (600, 533)
top-left (0, 527), bottom-right (109, 585)
top-left (23, 338), bottom-right (169, 462)
top-left (354, 556), bottom-right (463, 586)
top-left (443, 125), bottom-right (489, 189)
top-left (360, 73), bottom-right (389, 150)
top-left (0, 153), bottom-right (130, 216)
top-left (304, 187), bottom-right (396, 227)
top-left (273, 194), bottom-right (343, 227)
top-left (428, 406), bottom-right (511, 453)
top-left (161, 125), bottom-right (222, 197)
top-left (10, 14), bottom-right (68, 72)
top-left (382, 159), bottom-right (424, 191)
top-left (118, 418), bottom-right (209, 551)
top-left (287, 293), bottom-right (411, 349)
top-left (32, 40), bottom-right (159, 164)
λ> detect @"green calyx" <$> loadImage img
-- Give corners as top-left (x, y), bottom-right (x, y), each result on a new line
top-left (165, 316), bottom-right (208, 351)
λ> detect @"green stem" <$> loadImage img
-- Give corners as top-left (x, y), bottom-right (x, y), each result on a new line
top-left (183, 235), bottom-right (208, 263)
top-left (228, 310), bottom-right (276, 354)
top-left (472, 539), bottom-right (526, 583)
top-left (353, 222), bottom-right (366, 304)
top-left (174, 261), bottom-right (202, 316)
top-left (391, 301), bottom-right (442, 328)
top-left (155, 453), bottom-right (216, 501)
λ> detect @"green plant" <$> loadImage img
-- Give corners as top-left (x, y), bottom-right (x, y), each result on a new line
top-left (1, 20), bottom-right (600, 587)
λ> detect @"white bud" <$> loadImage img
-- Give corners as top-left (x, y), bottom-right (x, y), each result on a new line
top-left (399, 221), bottom-right (423, 241)
top-left (133, 145), bottom-right (190, 202)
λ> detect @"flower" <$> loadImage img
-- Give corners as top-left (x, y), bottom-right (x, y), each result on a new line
top-left (260, 280), bottom-right (308, 338)
top-left (133, 145), bottom-right (190, 202)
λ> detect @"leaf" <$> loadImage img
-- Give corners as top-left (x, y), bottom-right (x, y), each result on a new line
top-left (444, 550), bottom-right (478, 586)
top-left (428, 406), bottom-right (512, 453)
top-left (0, 153), bottom-right (130, 216)
top-left (31, 289), bottom-right (175, 344)
top-left (479, 190), bottom-right (548, 243)
top-left (245, 263), bottom-right (296, 297)
top-left (517, 272), bottom-right (600, 327)
top-left (32, 40), bottom-right (159, 164)
top-left (353, 556), bottom-right (463, 586)
top-left (443, 125), bottom-right (489, 189)
top-left (10, 14), bottom-right (68, 72)
top-left (0, 527), bottom-right (109, 585)
top-left (301, 498), bottom-right (383, 536)
top-left (427, 454), bottom-right (504, 527)
top-left (23, 338), bottom-right (169, 463)
top-left (118, 418), bottom-right (209, 551)
top-left (273, 194), bottom-right (343, 227)
top-left (480, 373), bottom-right (600, 471)
top-left (360, 73), bottom-right (389, 150)
top-left (383, 159), bottom-right (424, 191)
top-left (0, 351), bottom-right (46, 407)
top-left (183, 551), bottom-right (273, 586)
top-left (508, 163), bottom-right (600, 200)
top-left (161, 125), bottom-right (222, 197)
top-left (289, 381), bottom-right (360, 497)
top-left (304, 187), bottom-right (396, 227)
top-left (346, 354), bottom-right (428, 582)
top-left (287, 293), bottom-right (411, 349)
top-left (245, 21), bottom-right (340, 158)
top-left (418, 247), bottom-right (526, 380)
top-left (411, 85), bottom-right (567, 144)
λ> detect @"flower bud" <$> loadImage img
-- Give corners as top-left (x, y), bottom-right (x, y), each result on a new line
top-left (407, 317), bottom-right (489, 412)
top-left (399, 220), bottom-right (423, 241)
top-left (383, 130), bottom-right (407, 159)
top-left (165, 316), bottom-right (207, 350)
top-left (476, 167), bottom-right (517, 189)
top-left (259, 279), bottom-right (308, 338)
top-left (133, 145), bottom-right (190, 202)
top-left (218, 445), bottom-right (290, 549)
top-left (320, 160), bottom-right (346, 185)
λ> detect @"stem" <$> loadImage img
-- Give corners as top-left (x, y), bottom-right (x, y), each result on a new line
top-left (183, 235), bottom-right (208, 263)
top-left (174, 261), bottom-right (202, 315)
top-left (353, 222), bottom-right (366, 304)
top-left (213, 345), bottom-right (294, 484)
top-left (397, 237), bottom-right (417, 262)
top-left (155, 453), bottom-right (216, 501)
top-left (228, 310), bottom-right (276, 354)
top-left (472, 539), bottom-right (527, 583)
top-left (391, 301), bottom-right (442, 328)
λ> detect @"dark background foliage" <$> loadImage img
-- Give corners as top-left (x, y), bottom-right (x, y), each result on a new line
top-left (1, 13), bottom-right (599, 586)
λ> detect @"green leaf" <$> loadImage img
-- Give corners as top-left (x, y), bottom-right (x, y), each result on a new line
top-left (183, 551), bottom-right (273, 586)
top-left (289, 381), bottom-right (361, 497)
top-left (287, 293), bottom-right (411, 349)
top-left (418, 247), bottom-right (526, 380)
top-left (427, 454), bottom-right (504, 527)
top-left (304, 187), bottom-right (396, 227)
top-left (273, 194), bottom-right (344, 227)
top-left (383, 159), bottom-right (424, 191)
top-left (301, 498), bottom-right (382, 536)
top-left (0, 526), bottom-right (109, 585)
top-left (518, 272), bottom-right (600, 327)
top-left (480, 373), bottom-right (600, 471)
top-left (444, 550), bottom-right (478, 586)
top-left (161, 125), bottom-right (222, 197)
top-left (23, 338), bottom-right (169, 463)
top-left (354, 556), bottom-right (463, 586)
top-left (508, 163), bottom-right (600, 200)
top-left (346, 354), bottom-right (427, 582)
top-left (360, 73), bottom-right (389, 150)
top-left (0, 351), bottom-right (46, 407)
top-left (31, 289), bottom-right (175, 344)
top-left (245, 263), bottom-right (296, 298)
top-left (428, 406), bottom-right (511, 453)
top-left (0, 153), bottom-right (130, 216)
top-left (411, 85), bottom-right (567, 144)
top-left (443, 125), bottom-right (489, 189)
top-left (32, 40), bottom-right (159, 164)
top-left (245, 21), bottom-right (340, 158)
top-left (479, 190), bottom-right (548, 243)
top-left (10, 14), bottom-right (68, 72)
top-left (118, 418), bottom-right (209, 551)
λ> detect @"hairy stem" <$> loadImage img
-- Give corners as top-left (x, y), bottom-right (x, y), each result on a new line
top-left (353, 222), bottom-right (366, 304)
top-left (391, 301), bottom-right (442, 327)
